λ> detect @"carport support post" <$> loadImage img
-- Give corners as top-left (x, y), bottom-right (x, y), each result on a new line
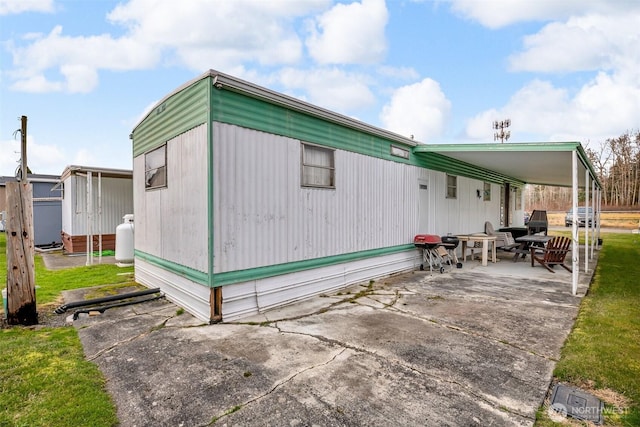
top-left (571, 151), bottom-right (579, 295)
top-left (584, 169), bottom-right (589, 273)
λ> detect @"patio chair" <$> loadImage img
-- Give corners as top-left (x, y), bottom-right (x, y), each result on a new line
top-left (484, 221), bottom-right (519, 251)
top-left (530, 236), bottom-right (572, 273)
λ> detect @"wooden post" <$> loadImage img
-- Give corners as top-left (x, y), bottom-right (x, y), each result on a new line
top-left (6, 180), bottom-right (37, 325)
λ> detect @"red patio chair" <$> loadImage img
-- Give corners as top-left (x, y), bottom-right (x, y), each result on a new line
top-left (530, 236), bottom-right (572, 273)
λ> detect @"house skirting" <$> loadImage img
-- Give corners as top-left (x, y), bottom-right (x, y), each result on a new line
top-left (61, 232), bottom-right (116, 253)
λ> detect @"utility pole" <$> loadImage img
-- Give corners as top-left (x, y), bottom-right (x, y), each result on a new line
top-left (6, 115), bottom-right (37, 325)
top-left (493, 119), bottom-right (511, 143)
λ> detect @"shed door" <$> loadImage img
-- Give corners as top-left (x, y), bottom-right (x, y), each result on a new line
top-left (418, 179), bottom-right (429, 233)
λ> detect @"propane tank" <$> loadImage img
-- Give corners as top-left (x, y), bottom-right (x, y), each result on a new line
top-left (115, 214), bottom-right (134, 264)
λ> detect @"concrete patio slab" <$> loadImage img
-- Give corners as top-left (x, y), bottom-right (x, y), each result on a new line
top-left (72, 248), bottom-right (598, 427)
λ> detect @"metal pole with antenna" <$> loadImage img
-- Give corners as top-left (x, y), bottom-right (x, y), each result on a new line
top-left (20, 116), bottom-right (28, 180)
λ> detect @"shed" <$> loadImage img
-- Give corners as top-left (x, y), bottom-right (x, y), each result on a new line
top-left (130, 70), bottom-right (543, 323)
top-left (60, 165), bottom-right (133, 253)
top-left (0, 174), bottom-right (62, 246)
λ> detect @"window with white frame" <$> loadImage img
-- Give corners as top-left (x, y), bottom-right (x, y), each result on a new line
top-left (145, 145), bottom-right (167, 190)
top-left (483, 182), bottom-right (491, 201)
top-left (301, 143), bottom-right (335, 188)
top-left (446, 174), bottom-right (457, 199)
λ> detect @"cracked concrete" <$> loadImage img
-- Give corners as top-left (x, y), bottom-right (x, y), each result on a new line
top-left (72, 250), bottom-right (595, 426)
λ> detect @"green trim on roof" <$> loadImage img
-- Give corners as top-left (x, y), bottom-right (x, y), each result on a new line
top-left (413, 150), bottom-right (525, 186)
top-left (210, 88), bottom-right (415, 166)
top-left (413, 142), bottom-right (601, 187)
top-left (415, 142), bottom-right (582, 153)
top-left (132, 78), bottom-right (209, 157)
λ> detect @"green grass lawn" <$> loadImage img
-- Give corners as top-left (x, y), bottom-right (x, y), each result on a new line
top-left (536, 233), bottom-right (640, 426)
top-left (1, 232), bottom-right (130, 427)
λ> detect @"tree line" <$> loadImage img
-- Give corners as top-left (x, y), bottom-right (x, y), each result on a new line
top-left (525, 130), bottom-right (640, 210)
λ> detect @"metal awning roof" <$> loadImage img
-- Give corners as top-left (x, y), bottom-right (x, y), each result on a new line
top-left (413, 142), bottom-right (601, 189)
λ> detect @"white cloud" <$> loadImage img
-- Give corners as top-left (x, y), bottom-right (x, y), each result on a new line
top-left (509, 13), bottom-right (640, 73)
top-left (306, 0), bottom-right (388, 64)
top-left (5, 1), bottom-right (329, 93)
top-left (0, 139), bottom-right (21, 176)
top-left (0, 0), bottom-right (53, 15)
top-left (108, 0), bottom-right (328, 71)
top-left (7, 25), bottom-right (159, 93)
top-left (447, 0), bottom-right (636, 29)
top-left (380, 78), bottom-right (451, 142)
top-left (0, 135), bottom-right (65, 176)
top-left (464, 74), bottom-right (640, 144)
top-left (278, 67), bottom-right (376, 113)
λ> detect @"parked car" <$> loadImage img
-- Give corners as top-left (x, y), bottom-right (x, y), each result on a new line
top-left (565, 207), bottom-right (596, 227)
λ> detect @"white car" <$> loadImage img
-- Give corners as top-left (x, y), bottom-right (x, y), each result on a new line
top-left (565, 207), bottom-right (596, 227)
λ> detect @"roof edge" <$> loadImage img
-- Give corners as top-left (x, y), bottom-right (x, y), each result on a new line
top-left (132, 69), bottom-right (417, 148)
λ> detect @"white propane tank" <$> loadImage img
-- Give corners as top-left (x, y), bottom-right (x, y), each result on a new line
top-left (115, 214), bottom-right (134, 264)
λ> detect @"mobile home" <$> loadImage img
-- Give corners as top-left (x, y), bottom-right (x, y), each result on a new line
top-left (131, 70), bottom-right (530, 323)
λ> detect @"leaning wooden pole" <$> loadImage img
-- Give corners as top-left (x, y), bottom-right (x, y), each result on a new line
top-left (6, 115), bottom-right (37, 325)
top-left (6, 181), bottom-right (37, 325)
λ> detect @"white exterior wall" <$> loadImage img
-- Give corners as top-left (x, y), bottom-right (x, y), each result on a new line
top-left (134, 121), bottom-right (505, 322)
top-left (212, 123), bottom-right (429, 273)
top-left (133, 124), bottom-right (208, 273)
top-left (61, 174), bottom-right (133, 236)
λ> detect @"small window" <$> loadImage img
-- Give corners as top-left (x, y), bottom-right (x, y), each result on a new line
top-left (301, 143), bottom-right (335, 188)
top-left (145, 145), bottom-right (167, 189)
top-left (515, 187), bottom-right (522, 210)
top-left (446, 174), bottom-right (457, 199)
top-left (483, 182), bottom-right (491, 201)
top-left (390, 145), bottom-right (409, 159)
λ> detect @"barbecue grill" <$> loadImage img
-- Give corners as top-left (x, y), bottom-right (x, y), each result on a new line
top-left (440, 235), bottom-right (463, 268)
top-left (414, 234), bottom-right (453, 273)
top-left (527, 210), bottom-right (548, 235)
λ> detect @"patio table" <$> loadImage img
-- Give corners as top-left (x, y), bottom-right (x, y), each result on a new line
top-left (456, 234), bottom-right (496, 267)
top-left (513, 234), bottom-right (554, 262)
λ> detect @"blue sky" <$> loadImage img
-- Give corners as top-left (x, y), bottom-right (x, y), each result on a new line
top-left (1, 0), bottom-right (639, 177)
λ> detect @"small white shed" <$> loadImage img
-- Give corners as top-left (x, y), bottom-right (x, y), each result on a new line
top-left (60, 165), bottom-right (133, 253)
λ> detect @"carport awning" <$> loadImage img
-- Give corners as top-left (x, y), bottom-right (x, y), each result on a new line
top-left (413, 142), bottom-right (601, 189)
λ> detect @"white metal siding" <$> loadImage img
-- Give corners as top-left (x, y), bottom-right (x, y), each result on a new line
top-left (61, 175), bottom-right (75, 234)
top-left (212, 123), bottom-right (425, 274)
top-left (134, 124), bottom-right (208, 272)
top-left (62, 175), bottom-right (133, 236)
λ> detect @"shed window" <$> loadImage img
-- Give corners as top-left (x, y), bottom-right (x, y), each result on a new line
top-left (301, 143), bottom-right (335, 188)
top-left (446, 174), bottom-right (457, 199)
top-left (483, 182), bottom-right (491, 201)
top-left (145, 145), bottom-right (166, 189)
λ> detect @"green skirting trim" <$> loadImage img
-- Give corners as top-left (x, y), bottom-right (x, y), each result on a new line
top-left (212, 244), bottom-right (415, 287)
top-left (135, 244), bottom-right (415, 288)
top-left (134, 250), bottom-right (209, 286)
